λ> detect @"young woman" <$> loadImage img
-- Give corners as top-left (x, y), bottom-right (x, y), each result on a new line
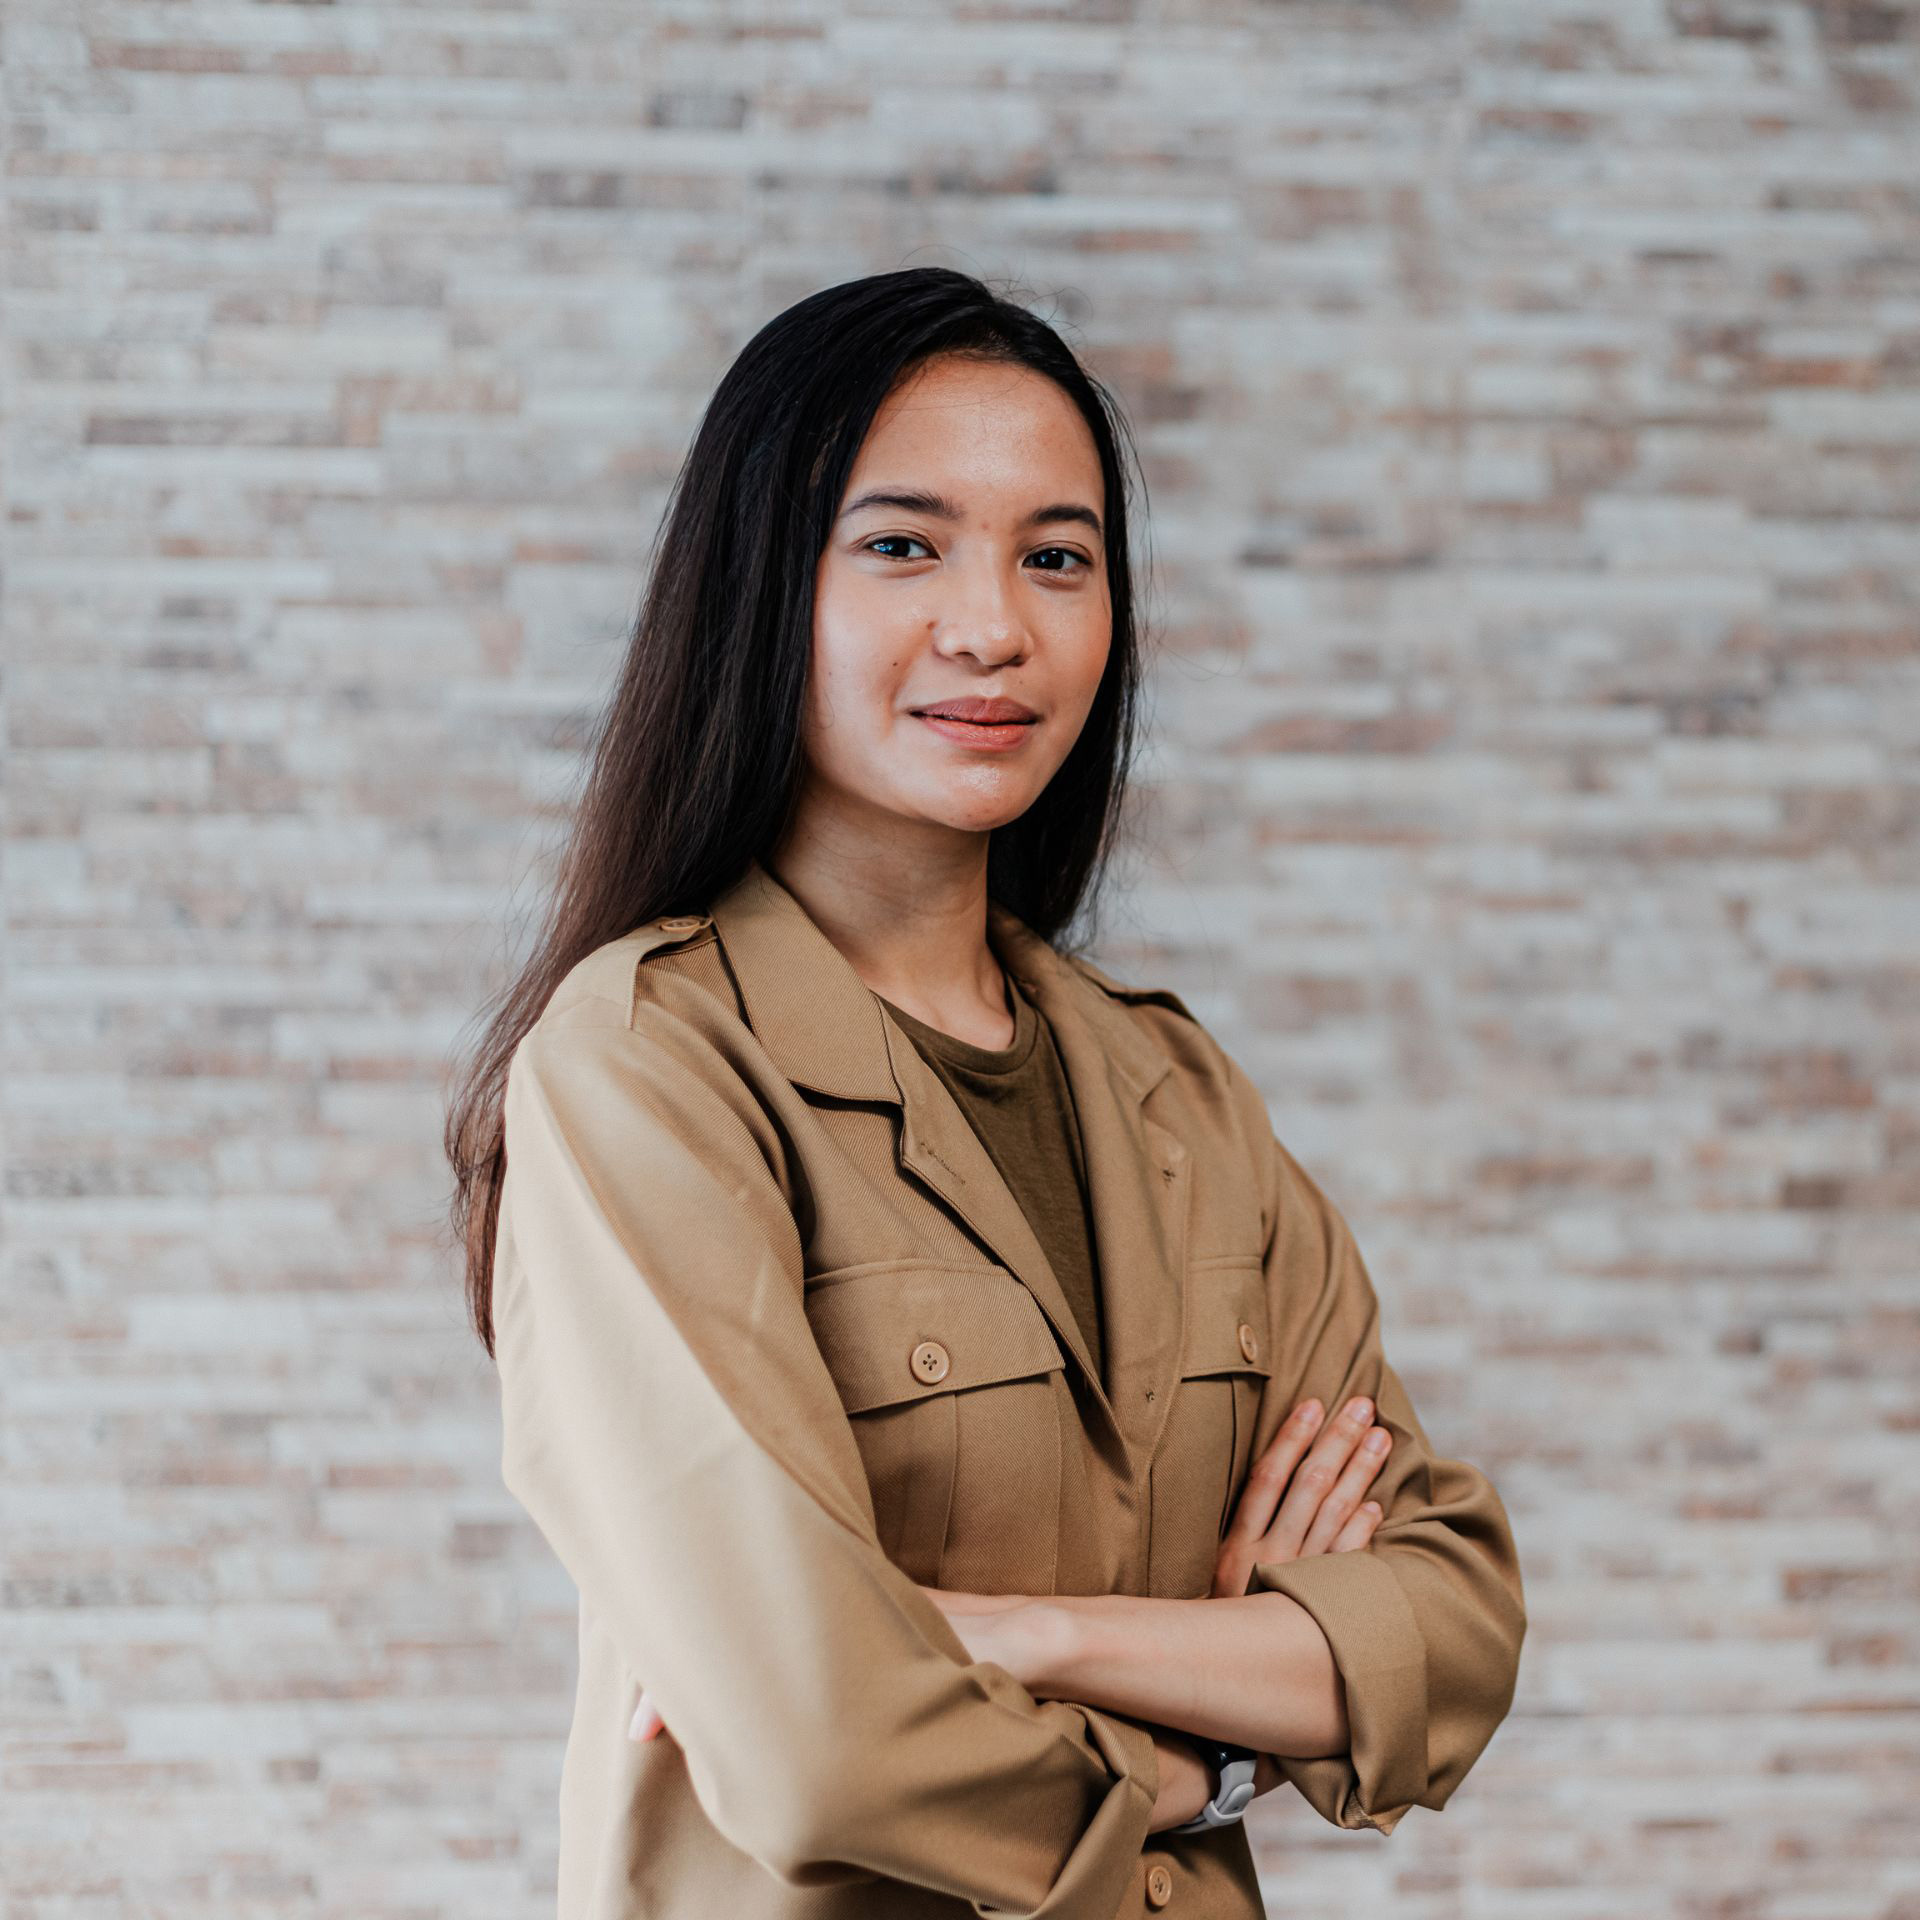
top-left (446, 267), bottom-right (1526, 1920)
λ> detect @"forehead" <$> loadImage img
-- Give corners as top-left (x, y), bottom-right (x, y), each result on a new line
top-left (849, 359), bottom-right (1101, 499)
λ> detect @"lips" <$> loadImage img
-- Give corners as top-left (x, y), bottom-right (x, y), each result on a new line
top-left (911, 699), bottom-right (1037, 725)
top-left (911, 700), bottom-right (1039, 752)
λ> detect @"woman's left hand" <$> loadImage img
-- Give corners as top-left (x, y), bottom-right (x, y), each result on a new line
top-left (1212, 1392), bottom-right (1390, 1599)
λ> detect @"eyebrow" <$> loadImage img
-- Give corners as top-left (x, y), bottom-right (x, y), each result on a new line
top-left (836, 487), bottom-right (1104, 541)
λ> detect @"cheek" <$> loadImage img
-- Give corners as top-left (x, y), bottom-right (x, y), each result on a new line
top-left (813, 562), bottom-right (908, 685)
top-left (805, 620), bottom-right (910, 781)
top-left (1056, 618), bottom-right (1111, 724)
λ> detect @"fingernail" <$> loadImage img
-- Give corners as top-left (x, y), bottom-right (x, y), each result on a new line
top-left (1364, 1428), bottom-right (1389, 1453)
top-left (1348, 1396), bottom-right (1373, 1423)
top-left (1297, 1400), bottom-right (1322, 1425)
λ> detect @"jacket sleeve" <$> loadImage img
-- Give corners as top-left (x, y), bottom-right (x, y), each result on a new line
top-left (1225, 1062), bottom-right (1527, 1837)
top-left (492, 982), bottom-right (1161, 1916)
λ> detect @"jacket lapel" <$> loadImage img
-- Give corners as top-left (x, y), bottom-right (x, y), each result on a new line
top-left (985, 900), bottom-right (1191, 1469)
top-left (706, 857), bottom-right (1190, 1470)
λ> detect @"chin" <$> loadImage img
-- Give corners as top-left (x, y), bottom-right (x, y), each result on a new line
top-left (926, 800), bottom-right (1038, 836)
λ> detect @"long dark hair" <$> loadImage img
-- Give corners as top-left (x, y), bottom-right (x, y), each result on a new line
top-left (445, 265), bottom-right (1155, 1355)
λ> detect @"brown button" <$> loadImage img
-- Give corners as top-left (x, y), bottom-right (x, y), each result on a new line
top-left (910, 1340), bottom-right (950, 1385)
top-left (1237, 1322), bottom-right (1260, 1364)
top-left (658, 914), bottom-right (707, 932)
top-left (1145, 1862), bottom-right (1174, 1908)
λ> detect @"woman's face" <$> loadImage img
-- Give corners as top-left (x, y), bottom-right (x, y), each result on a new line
top-left (800, 354), bottom-right (1113, 854)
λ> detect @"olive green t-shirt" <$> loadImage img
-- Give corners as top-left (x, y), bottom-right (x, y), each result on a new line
top-left (874, 968), bottom-right (1107, 1391)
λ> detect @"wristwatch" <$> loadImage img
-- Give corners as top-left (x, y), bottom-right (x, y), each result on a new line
top-left (1168, 1735), bottom-right (1258, 1833)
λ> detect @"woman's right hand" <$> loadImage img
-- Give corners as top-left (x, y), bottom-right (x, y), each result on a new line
top-left (629, 1682), bottom-right (666, 1742)
top-left (1211, 1394), bottom-right (1391, 1599)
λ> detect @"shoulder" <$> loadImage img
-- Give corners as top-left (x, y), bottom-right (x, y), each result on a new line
top-left (508, 912), bottom-right (793, 1179)
top-left (1063, 949), bottom-right (1201, 1024)
top-left (1062, 948), bottom-right (1245, 1100)
top-left (537, 911), bottom-right (722, 1029)
top-left (512, 911), bottom-right (743, 1103)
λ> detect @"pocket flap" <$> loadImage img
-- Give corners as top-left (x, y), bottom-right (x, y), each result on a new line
top-left (1180, 1261), bottom-right (1273, 1379)
top-left (806, 1264), bottom-right (1065, 1414)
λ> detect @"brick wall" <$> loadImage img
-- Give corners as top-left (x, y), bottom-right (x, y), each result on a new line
top-left (4, 2), bottom-right (1916, 1914)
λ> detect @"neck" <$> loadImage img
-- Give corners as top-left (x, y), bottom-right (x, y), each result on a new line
top-left (763, 817), bottom-right (1008, 1036)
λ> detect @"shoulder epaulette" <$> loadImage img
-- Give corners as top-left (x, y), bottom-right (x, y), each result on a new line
top-left (631, 911), bottom-right (714, 958)
top-left (553, 912), bottom-right (716, 1018)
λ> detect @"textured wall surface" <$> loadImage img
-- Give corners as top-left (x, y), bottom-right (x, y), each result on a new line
top-left (4, 1), bottom-right (1917, 1915)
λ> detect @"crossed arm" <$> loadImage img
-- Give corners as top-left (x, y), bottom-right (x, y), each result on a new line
top-left (922, 1389), bottom-right (1389, 1753)
top-left (632, 1385), bottom-right (1397, 1824)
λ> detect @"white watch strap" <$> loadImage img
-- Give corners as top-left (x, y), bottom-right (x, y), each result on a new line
top-left (1168, 1744), bottom-right (1258, 1832)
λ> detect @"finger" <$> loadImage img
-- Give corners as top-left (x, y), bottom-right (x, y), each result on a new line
top-left (1258, 1394), bottom-right (1376, 1560)
top-left (1212, 1395), bottom-right (1341, 1595)
top-left (1298, 1422), bottom-right (1392, 1557)
top-left (1211, 1534), bottom-right (1248, 1599)
top-left (1329, 1500), bottom-right (1383, 1553)
top-left (628, 1688), bottom-right (665, 1742)
top-left (1221, 1398), bottom-right (1324, 1549)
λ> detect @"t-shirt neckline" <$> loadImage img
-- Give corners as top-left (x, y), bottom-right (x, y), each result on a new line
top-left (875, 964), bottom-right (1041, 1075)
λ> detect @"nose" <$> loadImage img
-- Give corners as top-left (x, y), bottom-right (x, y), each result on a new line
top-left (932, 560), bottom-right (1031, 665)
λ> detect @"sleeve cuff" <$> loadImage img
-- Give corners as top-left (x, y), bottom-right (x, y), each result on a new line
top-left (1250, 1548), bottom-right (1429, 1834)
top-left (973, 1701), bottom-right (1161, 1920)
top-left (1089, 1701), bottom-right (1161, 1822)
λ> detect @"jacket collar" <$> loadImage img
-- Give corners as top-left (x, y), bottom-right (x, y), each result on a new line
top-left (706, 855), bottom-right (1173, 1106)
top-left (707, 855), bottom-right (1190, 1468)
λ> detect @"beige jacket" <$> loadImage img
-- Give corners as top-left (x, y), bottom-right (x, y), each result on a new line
top-left (492, 857), bottom-right (1525, 1920)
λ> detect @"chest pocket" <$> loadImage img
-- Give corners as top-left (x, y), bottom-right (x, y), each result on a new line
top-left (1148, 1259), bottom-right (1273, 1596)
top-left (805, 1262), bottom-right (1068, 1595)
